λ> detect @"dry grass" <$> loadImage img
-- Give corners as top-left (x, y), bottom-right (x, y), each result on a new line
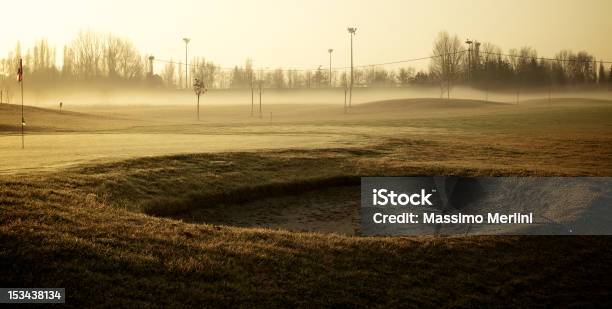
top-left (1, 98), bottom-right (611, 307)
top-left (1, 150), bottom-right (611, 307)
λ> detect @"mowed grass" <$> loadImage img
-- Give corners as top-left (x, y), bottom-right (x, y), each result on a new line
top-left (1, 98), bottom-right (611, 174)
top-left (1, 98), bottom-right (612, 307)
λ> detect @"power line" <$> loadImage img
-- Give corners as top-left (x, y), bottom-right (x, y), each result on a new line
top-left (479, 50), bottom-right (612, 64)
top-left (152, 49), bottom-right (612, 74)
top-left (352, 51), bottom-right (466, 69)
top-left (152, 50), bottom-right (468, 73)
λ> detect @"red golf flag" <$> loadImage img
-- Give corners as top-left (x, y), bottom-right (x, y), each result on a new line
top-left (17, 59), bottom-right (23, 82)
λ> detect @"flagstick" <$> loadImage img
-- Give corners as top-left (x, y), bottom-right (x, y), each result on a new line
top-left (21, 72), bottom-right (24, 149)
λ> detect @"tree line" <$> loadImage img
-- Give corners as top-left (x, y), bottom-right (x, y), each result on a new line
top-left (0, 30), bottom-right (611, 100)
top-left (429, 31), bottom-right (612, 97)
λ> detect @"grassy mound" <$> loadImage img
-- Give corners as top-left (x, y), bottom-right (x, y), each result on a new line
top-left (1, 146), bottom-right (611, 307)
top-left (1, 98), bottom-right (611, 306)
top-left (0, 103), bottom-right (137, 133)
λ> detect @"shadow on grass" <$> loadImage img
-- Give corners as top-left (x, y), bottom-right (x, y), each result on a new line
top-left (143, 175), bottom-right (361, 217)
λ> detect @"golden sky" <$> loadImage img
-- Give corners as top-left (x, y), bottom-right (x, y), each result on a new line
top-left (2, 0), bottom-right (611, 70)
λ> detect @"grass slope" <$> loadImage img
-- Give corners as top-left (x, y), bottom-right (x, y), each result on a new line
top-left (1, 146), bottom-right (612, 307)
top-left (1, 98), bottom-right (611, 307)
top-left (0, 103), bottom-right (148, 133)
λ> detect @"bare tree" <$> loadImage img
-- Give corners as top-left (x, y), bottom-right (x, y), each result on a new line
top-left (70, 30), bottom-right (104, 79)
top-left (429, 32), bottom-right (464, 99)
top-left (104, 35), bottom-right (122, 79)
top-left (273, 69), bottom-right (285, 88)
top-left (162, 60), bottom-right (176, 87)
top-left (397, 67), bottom-right (415, 87)
top-left (32, 39), bottom-right (55, 74)
top-left (62, 46), bottom-right (74, 79)
top-left (599, 61), bottom-right (607, 86)
top-left (480, 42), bottom-right (501, 63)
top-left (177, 61), bottom-right (183, 88)
top-left (116, 39), bottom-right (142, 80)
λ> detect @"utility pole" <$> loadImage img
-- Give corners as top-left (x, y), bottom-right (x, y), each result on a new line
top-left (250, 75), bottom-right (254, 117)
top-left (183, 38), bottom-right (190, 89)
top-left (328, 48), bottom-right (333, 87)
top-left (344, 82), bottom-right (348, 114)
top-left (258, 80), bottom-right (262, 119)
top-left (347, 27), bottom-right (356, 107)
top-left (257, 68), bottom-right (267, 119)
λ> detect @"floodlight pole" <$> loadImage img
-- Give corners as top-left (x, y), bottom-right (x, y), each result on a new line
top-left (328, 49), bottom-right (333, 87)
top-left (350, 30), bottom-right (353, 106)
top-left (347, 27), bottom-right (356, 107)
top-left (148, 55), bottom-right (155, 77)
top-left (465, 39), bottom-right (473, 84)
top-left (183, 38), bottom-right (190, 89)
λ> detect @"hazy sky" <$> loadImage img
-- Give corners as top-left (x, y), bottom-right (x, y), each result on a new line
top-left (2, 0), bottom-right (611, 71)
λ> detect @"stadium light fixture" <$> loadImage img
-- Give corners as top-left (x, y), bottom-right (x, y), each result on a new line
top-left (347, 27), bottom-right (357, 107)
top-left (465, 39), bottom-right (473, 82)
top-left (183, 38), bottom-right (190, 89)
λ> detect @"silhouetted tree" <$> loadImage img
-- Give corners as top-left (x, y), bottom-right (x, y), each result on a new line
top-left (430, 31), bottom-right (465, 98)
top-left (397, 68), bottom-right (414, 86)
top-left (413, 71), bottom-right (430, 84)
top-left (273, 69), bottom-right (285, 89)
top-left (69, 30), bottom-right (104, 79)
top-left (177, 61), bottom-right (183, 88)
top-left (598, 61), bottom-right (606, 85)
top-left (161, 60), bottom-right (176, 87)
top-left (0, 29), bottom-right (609, 92)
